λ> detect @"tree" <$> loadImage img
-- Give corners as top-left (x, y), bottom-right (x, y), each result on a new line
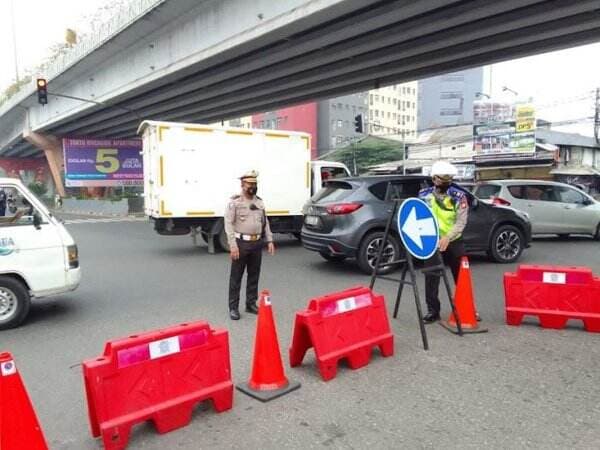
top-left (324, 136), bottom-right (405, 175)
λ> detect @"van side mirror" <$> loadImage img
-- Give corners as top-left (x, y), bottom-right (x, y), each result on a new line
top-left (33, 213), bottom-right (42, 230)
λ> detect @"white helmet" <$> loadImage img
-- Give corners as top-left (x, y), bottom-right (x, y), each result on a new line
top-left (430, 161), bottom-right (458, 178)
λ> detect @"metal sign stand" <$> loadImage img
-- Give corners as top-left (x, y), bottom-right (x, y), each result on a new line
top-left (369, 182), bottom-right (463, 350)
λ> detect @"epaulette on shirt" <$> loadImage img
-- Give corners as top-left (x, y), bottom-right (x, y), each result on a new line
top-left (418, 186), bottom-right (434, 197)
top-left (447, 186), bottom-right (466, 201)
top-left (231, 195), bottom-right (241, 200)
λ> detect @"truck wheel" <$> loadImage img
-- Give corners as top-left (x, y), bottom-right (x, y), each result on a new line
top-left (357, 231), bottom-right (400, 275)
top-left (0, 276), bottom-right (30, 330)
top-left (488, 225), bottom-right (523, 263)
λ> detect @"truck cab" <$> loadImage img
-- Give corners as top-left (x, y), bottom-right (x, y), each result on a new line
top-left (0, 178), bottom-right (81, 330)
top-left (311, 161), bottom-right (352, 196)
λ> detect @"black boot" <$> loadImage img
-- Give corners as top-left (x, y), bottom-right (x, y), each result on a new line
top-left (229, 309), bottom-right (240, 320)
top-left (245, 303), bottom-right (259, 314)
top-left (423, 312), bottom-right (441, 323)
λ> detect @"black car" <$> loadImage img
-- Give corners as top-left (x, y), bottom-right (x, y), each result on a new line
top-left (301, 175), bottom-right (532, 274)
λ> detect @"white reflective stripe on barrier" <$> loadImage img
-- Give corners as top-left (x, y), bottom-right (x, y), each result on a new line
top-left (321, 293), bottom-right (373, 317)
top-left (543, 272), bottom-right (566, 284)
top-left (149, 336), bottom-right (181, 360)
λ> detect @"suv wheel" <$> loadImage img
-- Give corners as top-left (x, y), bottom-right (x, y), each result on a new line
top-left (0, 276), bottom-right (30, 330)
top-left (488, 225), bottom-right (523, 263)
top-left (357, 231), bottom-right (400, 275)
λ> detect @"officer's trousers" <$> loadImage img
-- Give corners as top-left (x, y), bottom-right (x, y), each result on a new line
top-left (423, 238), bottom-right (465, 315)
top-left (228, 239), bottom-right (263, 311)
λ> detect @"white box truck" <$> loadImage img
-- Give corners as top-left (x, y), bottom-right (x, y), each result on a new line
top-left (138, 121), bottom-right (350, 252)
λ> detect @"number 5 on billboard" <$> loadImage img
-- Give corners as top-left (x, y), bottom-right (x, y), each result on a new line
top-left (96, 148), bottom-right (120, 174)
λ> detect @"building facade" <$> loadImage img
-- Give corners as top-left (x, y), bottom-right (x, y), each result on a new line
top-left (418, 67), bottom-right (486, 131)
top-left (368, 83), bottom-right (418, 138)
top-left (317, 93), bottom-right (368, 155)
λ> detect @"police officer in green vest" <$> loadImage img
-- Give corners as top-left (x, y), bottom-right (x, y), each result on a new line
top-left (418, 161), bottom-right (469, 323)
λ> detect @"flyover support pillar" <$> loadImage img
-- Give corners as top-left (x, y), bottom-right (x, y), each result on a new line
top-left (23, 131), bottom-right (66, 197)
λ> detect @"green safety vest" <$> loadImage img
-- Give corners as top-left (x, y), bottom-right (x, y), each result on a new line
top-left (424, 193), bottom-right (459, 239)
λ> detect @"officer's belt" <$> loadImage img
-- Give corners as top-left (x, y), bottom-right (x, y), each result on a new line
top-left (235, 232), bottom-right (261, 241)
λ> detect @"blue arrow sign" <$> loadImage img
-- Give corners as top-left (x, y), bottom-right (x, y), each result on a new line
top-left (397, 198), bottom-right (439, 260)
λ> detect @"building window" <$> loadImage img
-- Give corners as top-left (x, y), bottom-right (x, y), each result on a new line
top-left (402, 87), bottom-right (406, 94)
top-left (336, 136), bottom-right (343, 144)
top-left (442, 74), bottom-right (464, 82)
top-left (440, 92), bottom-right (462, 100)
top-left (388, 97), bottom-right (391, 104)
top-left (337, 103), bottom-right (342, 109)
top-left (370, 94), bottom-right (373, 105)
top-left (260, 121), bottom-right (264, 128)
top-left (370, 110), bottom-right (373, 119)
top-left (276, 117), bottom-right (282, 129)
top-left (332, 103), bottom-right (337, 109)
top-left (393, 113), bottom-right (396, 120)
top-left (352, 105), bottom-right (356, 113)
top-left (337, 120), bottom-right (343, 127)
top-left (393, 98), bottom-right (397, 105)
top-left (375, 95), bottom-right (379, 102)
top-left (331, 119), bottom-right (336, 129)
top-left (440, 108), bottom-right (462, 116)
top-left (387, 112), bottom-right (391, 119)
top-left (346, 104), bottom-right (350, 110)
top-left (375, 110), bottom-right (379, 117)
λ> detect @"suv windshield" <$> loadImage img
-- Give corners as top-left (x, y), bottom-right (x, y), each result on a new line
top-left (311, 181), bottom-right (354, 203)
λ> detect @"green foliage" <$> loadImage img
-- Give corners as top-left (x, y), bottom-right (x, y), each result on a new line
top-left (28, 182), bottom-right (48, 198)
top-left (324, 137), bottom-right (405, 175)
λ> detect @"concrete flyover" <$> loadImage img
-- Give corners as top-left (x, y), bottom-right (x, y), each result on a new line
top-left (1, 0), bottom-right (600, 180)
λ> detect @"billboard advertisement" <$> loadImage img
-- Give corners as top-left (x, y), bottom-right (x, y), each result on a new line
top-left (473, 102), bottom-right (536, 159)
top-left (63, 138), bottom-right (143, 187)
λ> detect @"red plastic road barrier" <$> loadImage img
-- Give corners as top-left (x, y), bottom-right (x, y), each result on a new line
top-left (0, 352), bottom-right (48, 450)
top-left (83, 321), bottom-right (233, 450)
top-left (504, 265), bottom-right (600, 332)
top-left (289, 286), bottom-right (394, 381)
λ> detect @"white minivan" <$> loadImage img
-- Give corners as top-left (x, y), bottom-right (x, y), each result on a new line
top-left (0, 178), bottom-right (81, 330)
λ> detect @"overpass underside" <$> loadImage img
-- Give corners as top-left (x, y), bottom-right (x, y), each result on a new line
top-left (5, 0), bottom-right (600, 157)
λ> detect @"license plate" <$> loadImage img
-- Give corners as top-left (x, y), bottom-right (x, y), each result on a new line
top-left (305, 215), bottom-right (320, 226)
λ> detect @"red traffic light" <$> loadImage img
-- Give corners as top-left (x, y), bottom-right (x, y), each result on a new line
top-left (36, 78), bottom-right (48, 105)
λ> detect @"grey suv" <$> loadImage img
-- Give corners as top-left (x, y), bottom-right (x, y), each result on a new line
top-left (301, 175), bottom-right (532, 274)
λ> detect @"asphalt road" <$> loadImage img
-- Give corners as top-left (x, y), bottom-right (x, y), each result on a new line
top-left (3, 219), bottom-right (600, 449)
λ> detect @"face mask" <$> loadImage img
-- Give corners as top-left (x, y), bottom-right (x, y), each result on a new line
top-left (247, 186), bottom-right (257, 196)
top-left (437, 182), bottom-right (450, 192)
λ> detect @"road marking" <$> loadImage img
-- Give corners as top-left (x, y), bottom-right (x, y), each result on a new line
top-left (63, 217), bottom-right (147, 225)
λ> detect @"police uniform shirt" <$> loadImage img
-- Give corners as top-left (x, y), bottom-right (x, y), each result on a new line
top-left (224, 195), bottom-right (274, 249)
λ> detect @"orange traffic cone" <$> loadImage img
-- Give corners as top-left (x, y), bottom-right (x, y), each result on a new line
top-left (237, 290), bottom-right (301, 402)
top-left (441, 257), bottom-right (488, 334)
top-left (0, 352), bottom-right (48, 450)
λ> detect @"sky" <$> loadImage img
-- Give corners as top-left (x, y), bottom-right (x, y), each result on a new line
top-left (0, 0), bottom-right (599, 136)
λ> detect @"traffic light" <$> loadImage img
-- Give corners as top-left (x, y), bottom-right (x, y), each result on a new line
top-left (354, 114), bottom-right (364, 133)
top-left (36, 79), bottom-right (48, 105)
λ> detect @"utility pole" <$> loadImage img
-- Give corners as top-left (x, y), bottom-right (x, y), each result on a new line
top-left (10, 0), bottom-right (19, 83)
top-left (402, 128), bottom-right (406, 175)
top-left (594, 87), bottom-right (599, 145)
